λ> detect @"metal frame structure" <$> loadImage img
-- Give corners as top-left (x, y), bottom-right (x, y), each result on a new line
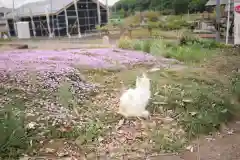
top-left (5, 0), bottom-right (108, 38)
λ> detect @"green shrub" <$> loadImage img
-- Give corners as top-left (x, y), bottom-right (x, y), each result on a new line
top-left (160, 9), bottom-right (174, 15)
top-left (117, 36), bottom-right (134, 49)
top-left (179, 36), bottom-right (231, 49)
top-left (96, 24), bottom-right (112, 35)
top-left (158, 18), bottom-right (191, 31)
top-left (141, 40), bottom-right (152, 53)
top-left (166, 22), bottom-right (182, 30)
top-left (196, 39), bottom-right (231, 49)
top-left (142, 11), bottom-right (160, 22)
top-left (178, 31), bottom-right (199, 45)
top-left (150, 40), bottom-right (170, 57)
top-left (133, 40), bottom-right (143, 51)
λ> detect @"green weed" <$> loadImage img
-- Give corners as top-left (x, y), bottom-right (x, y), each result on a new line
top-left (0, 87), bottom-right (29, 159)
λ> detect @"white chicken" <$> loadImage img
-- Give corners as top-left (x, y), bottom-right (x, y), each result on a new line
top-left (118, 73), bottom-right (151, 118)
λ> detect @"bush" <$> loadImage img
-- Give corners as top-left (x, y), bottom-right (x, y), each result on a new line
top-left (165, 21), bottom-right (182, 30)
top-left (123, 15), bottom-right (141, 27)
top-left (141, 40), bottom-right (152, 53)
top-left (178, 34), bottom-right (231, 49)
top-left (150, 40), bottom-right (169, 56)
top-left (158, 18), bottom-right (191, 31)
top-left (142, 11), bottom-right (160, 22)
top-left (117, 36), bottom-right (134, 49)
top-left (96, 25), bottom-right (110, 35)
top-left (160, 9), bottom-right (174, 15)
top-left (133, 40), bottom-right (143, 51)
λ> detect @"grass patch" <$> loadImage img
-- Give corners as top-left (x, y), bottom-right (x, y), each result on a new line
top-left (158, 43), bottom-right (216, 63)
top-left (148, 50), bottom-right (240, 139)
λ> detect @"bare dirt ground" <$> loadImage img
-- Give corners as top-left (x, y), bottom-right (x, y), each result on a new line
top-left (157, 120), bottom-right (240, 160)
top-left (1, 40), bottom-right (240, 160)
top-left (0, 38), bottom-right (115, 50)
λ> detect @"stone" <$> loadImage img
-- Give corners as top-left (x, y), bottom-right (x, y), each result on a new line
top-left (102, 35), bottom-right (110, 45)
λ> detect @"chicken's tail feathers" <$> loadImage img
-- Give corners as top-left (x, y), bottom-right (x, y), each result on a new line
top-left (142, 72), bottom-right (148, 78)
top-left (136, 76), bottom-right (140, 87)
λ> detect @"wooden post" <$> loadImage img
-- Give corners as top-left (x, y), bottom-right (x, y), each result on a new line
top-left (45, 5), bottom-right (52, 38)
top-left (28, 8), bottom-right (36, 37)
top-left (4, 13), bottom-right (11, 37)
top-left (73, 0), bottom-right (81, 38)
top-left (64, 7), bottom-right (70, 37)
top-left (56, 15), bottom-right (60, 37)
top-left (97, 0), bottom-right (101, 25)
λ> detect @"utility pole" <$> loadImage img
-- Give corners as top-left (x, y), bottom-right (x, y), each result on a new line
top-left (73, 0), bottom-right (81, 38)
top-left (215, 0), bottom-right (221, 42)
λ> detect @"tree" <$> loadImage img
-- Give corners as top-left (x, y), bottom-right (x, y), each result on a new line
top-left (189, 0), bottom-right (208, 13)
top-left (112, 0), bottom-right (208, 15)
top-left (173, 0), bottom-right (189, 14)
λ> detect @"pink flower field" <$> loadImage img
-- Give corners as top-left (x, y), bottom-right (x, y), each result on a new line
top-left (0, 48), bottom-right (157, 73)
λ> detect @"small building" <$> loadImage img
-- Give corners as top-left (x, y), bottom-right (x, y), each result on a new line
top-left (5, 0), bottom-right (108, 37)
top-left (205, 0), bottom-right (234, 16)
